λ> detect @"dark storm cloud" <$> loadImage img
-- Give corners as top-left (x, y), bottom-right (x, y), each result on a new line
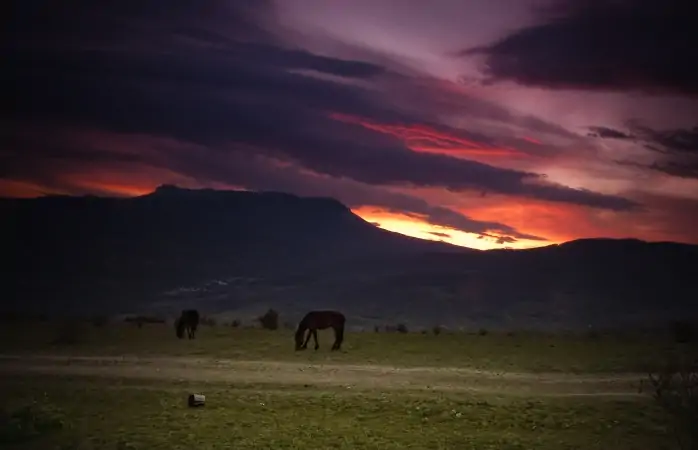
top-left (630, 123), bottom-right (698, 155)
top-left (644, 161), bottom-right (698, 179)
top-left (462, 0), bottom-right (698, 96)
top-left (2, 0), bottom-right (638, 212)
top-left (608, 122), bottom-right (698, 179)
top-left (3, 0), bottom-right (275, 48)
top-left (475, 232), bottom-right (516, 244)
top-left (587, 126), bottom-right (633, 140)
top-left (629, 123), bottom-right (698, 179)
top-left (1, 126), bottom-right (546, 242)
top-left (428, 231), bottom-right (452, 239)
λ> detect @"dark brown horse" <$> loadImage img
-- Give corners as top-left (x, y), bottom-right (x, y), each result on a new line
top-left (294, 310), bottom-right (346, 351)
top-left (175, 309), bottom-right (200, 339)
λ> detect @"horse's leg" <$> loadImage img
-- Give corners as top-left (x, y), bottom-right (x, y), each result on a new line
top-left (332, 325), bottom-right (344, 351)
top-left (302, 328), bottom-right (312, 349)
top-left (331, 326), bottom-right (339, 350)
top-left (312, 329), bottom-right (319, 350)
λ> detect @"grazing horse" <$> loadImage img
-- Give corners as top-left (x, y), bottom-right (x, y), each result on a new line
top-left (175, 309), bottom-right (200, 339)
top-left (294, 310), bottom-right (346, 351)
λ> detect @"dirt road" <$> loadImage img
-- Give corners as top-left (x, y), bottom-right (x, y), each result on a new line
top-left (0, 354), bottom-right (647, 398)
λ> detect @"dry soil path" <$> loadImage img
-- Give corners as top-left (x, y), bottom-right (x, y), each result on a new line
top-left (0, 354), bottom-right (648, 398)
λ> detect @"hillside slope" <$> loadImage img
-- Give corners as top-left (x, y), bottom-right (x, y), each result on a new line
top-left (1, 185), bottom-right (461, 314)
top-left (2, 186), bottom-right (696, 329)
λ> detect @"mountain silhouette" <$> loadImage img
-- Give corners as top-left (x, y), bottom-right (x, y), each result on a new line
top-left (2, 185), bottom-right (696, 329)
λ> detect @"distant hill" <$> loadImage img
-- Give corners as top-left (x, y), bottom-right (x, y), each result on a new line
top-left (2, 185), bottom-right (696, 329)
top-left (1, 185), bottom-right (460, 315)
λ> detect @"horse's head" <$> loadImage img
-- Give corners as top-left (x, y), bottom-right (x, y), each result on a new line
top-left (294, 326), bottom-right (306, 351)
top-left (175, 318), bottom-right (184, 339)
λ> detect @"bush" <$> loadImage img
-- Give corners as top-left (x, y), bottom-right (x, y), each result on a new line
top-left (478, 328), bottom-right (488, 336)
top-left (432, 325), bottom-right (442, 336)
top-left (396, 323), bottom-right (408, 334)
top-left (91, 316), bottom-right (108, 327)
top-left (258, 308), bottom-right (279, 330)
top-left (231, 319), bottom-right (240, 328)
top-left (642, 358), bottom-right (698, 449)
top-left (123, 316), bottom-right (165, 328)
top-left (52, 320), bottom-right (87, 346)
top-left (671, 321), bottom-right (696, 344)
top-left (374, 325), bottom-right (380, 333)
top-left (200, 316), bottom-right (217, 327)
top-left (586, 329), bottom-right (600, 339)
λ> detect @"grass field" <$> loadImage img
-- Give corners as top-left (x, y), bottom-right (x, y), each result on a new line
top-left (0, 321), bottom-right (691, 373)
top-left (1, 321), bottom-right (693, 449)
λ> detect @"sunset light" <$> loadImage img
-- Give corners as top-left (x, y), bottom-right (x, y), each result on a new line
top-left (352, 206), bottom-right (553, 250)
top-left (4, 1), bottom-right (697, 447)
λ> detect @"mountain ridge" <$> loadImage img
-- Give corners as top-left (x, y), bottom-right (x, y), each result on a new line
top-left (2, 185), bottom-right (696, 329)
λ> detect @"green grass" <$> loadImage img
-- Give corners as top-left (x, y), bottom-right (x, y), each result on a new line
top-left (0, 374), bottom-right (675, 450)
top-left (2, 322), bottom-right (690, 449)
top-left (0, 322), bottom-right (692, 373)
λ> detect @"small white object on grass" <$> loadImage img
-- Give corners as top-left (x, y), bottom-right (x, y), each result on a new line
top-left (188, 393), bottom-right (205, 407)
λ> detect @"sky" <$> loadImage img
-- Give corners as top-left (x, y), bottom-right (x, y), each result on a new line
top-left (3, 0), bottom-right (698, 250)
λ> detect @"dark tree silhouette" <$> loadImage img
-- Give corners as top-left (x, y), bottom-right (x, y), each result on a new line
top-left (258, 308), bottom-right (279, 330)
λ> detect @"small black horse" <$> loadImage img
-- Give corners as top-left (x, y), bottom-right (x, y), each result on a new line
top-left (175, 309), bottom-right (200, 339)
top-left (295, 310), bottom-right (346, 351)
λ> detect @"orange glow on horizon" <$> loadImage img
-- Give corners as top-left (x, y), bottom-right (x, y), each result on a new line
top-left (3, 176), bottom-right (695, 248)
top-left (0, 173), bottom-right (247, 200)
top-left (352, 205), bottom-right (552, 250)
top-left (460, 199), bottom-right (679, 245)
top-left (0, 179), bottom-right (63, 198)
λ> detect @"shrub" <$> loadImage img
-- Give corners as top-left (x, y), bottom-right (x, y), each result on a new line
top-left (478, 328), bottom-right (488, 336)
top-left (586, 329), bottom-right (600, 339)
top-left (52, 320), bottom-right (87, 346)
top-left (374, 325), bottom-right (380, 333)
top-left (258, 308), bottom-right (279, 330)
top-left (200, 316), bottom-right (217, 326)
top-left (91, 316), bottom-right (108, 327)
top-left (123, 316), bottom-right (165, 328)
top-left (432, 325), bottom-right (442, 336)
top-left (396, 323), bottom-right (408, 334)
top-left (671, 321), bottom-right (696, 344)
top-left (231, 319), bottom-right (240, 328)
top-left (642, 358), bottom-right (698, 449)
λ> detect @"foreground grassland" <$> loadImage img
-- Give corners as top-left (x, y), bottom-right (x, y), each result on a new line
top-left (0, 322), bottom-right (692, 373)
top-left (1, 322), bottom-right (691, 449)
top-left (1, 374), bottom-right (674, 450)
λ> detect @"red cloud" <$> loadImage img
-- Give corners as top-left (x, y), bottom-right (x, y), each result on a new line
top-left (329, 112), bottom-right (529, 160)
